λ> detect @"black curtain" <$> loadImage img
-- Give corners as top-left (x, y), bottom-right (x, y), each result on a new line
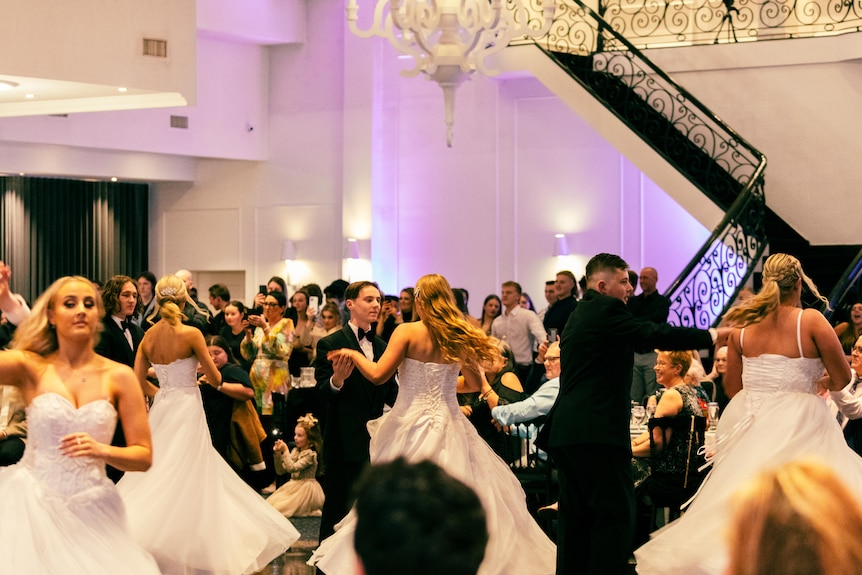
top-left (0, 176), bottom-right (148, 304)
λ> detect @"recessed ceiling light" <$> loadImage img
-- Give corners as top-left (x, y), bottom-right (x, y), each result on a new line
top-left (25, 94), bottom-right (34, 99)
top-left (110, 177), bottom-right (118, 182)
top-left (117, 87), bottom-right (127, 93)
top-left (0, 80), bottom-right (18, 91)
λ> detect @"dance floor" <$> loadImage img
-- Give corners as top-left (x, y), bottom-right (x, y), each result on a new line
top-left (253, 516), bottom-right (319, 575)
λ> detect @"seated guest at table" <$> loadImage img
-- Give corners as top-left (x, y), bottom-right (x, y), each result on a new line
top-left (268, 413), bottom-right (325, 518)
top-left (491, 341), bottom-right (561, 431)
top-left (703, 345), bottom-right (731, 410)
top-left (199, 336), bottom-right (256, 465)
top-left (457, 338), bottom-right (525, 461)
top-left (682, 353), bottom-right (711, 406)
top-left (631, 349), bottom-right (707, 547)
top-left (824, 334), bottom-right (862, 455)
top-left (726, 459), bottom-right (862, 575)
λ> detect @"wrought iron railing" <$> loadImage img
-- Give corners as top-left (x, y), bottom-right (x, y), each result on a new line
top-left (822, 248), bottom-right (862, 322)
top-left (528, 0), bottom-right (862, 50)
top-left (531, 0), bottom-right (768, 326)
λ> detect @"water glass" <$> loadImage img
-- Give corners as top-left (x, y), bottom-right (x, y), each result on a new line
top-left (707, 402), bottom-right (720, 430)
top-left (631, 405), bottom-right (646, 427)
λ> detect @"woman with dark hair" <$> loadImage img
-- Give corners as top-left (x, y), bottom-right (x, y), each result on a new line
top-left (835, 301), bottom-right (862, 361)
top-left (519, 292), bottom-right (536, 312)
top-left (241, 290), bottom-right (294, 415)
top-left (199, 335), bottom-right (255, 461)
top-left (218, 300), bottom-right (253, 373)
top-left (288, 289), bottom-right (316, 376)
top-left (117, 275), bottom-right (298, 574)
top-left (470, 294), bottom-right (501, 335)
top-left (310, 274), bottom-right (555, 575)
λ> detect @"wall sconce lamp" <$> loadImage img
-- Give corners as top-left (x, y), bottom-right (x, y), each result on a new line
top-left (345, 238), bottom-right (361, 260)
top-left (554, 234), bottom-right (570, 257)
top-left (282, 240), bottom-right (296, 286)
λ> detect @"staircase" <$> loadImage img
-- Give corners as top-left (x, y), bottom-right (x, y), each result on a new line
top-left (518, 0), bottom-right (768, 328)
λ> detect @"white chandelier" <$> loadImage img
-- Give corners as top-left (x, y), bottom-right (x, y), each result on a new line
top-left (347, 0), bottom-right (556, 146)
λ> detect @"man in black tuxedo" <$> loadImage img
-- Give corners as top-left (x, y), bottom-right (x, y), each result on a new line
top-left (315, 281), bottom-right (398, 539)
top-left (95, 275), bottom-right (144, 482)
top-left (538, 253), bottom-right (725, 575)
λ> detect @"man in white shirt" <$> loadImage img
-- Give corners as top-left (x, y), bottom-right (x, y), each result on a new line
top-left (492, 281), bottom-right (548, 385)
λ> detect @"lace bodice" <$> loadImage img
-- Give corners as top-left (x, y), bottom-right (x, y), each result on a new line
top-left (22, 393), bottom-right (117, 497)
top-left (153, 356), bottom-right (199, 389)
top-left (390, 358), bottom-right (462, 417)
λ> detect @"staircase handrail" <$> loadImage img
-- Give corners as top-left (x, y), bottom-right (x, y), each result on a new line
top-left (532, 0), bottom-right (769, 327)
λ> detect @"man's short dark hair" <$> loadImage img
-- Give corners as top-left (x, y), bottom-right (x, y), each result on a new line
top-left (345, 281), bottom-right (380, 301)
top-left (585, 253), bottom-right (629, 282)
top-left (545, 280), bottom-right (556, 286)
top-left (324, 279), bottom-right (349, 300)
top-left (501, 281), bottom-right (523, 295)
top-left (208, 283), bottom-right (230, 301)
top-left (354, 458), bottom-right (488, 575)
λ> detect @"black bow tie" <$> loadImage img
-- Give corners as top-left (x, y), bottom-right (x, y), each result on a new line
top-left (357, 326), bottom-right (373, 343)
top-left (121, 318), bottom-right (133, 332)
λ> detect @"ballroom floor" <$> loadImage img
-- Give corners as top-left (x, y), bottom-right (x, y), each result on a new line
top-left (253, 516), bottom-right (319, 575)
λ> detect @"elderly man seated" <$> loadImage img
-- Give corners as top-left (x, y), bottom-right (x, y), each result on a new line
top-left (491, 341), bottom-right (561, 432)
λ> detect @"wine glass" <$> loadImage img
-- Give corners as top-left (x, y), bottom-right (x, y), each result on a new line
top-left (631, 405), bottom-right (646, 427)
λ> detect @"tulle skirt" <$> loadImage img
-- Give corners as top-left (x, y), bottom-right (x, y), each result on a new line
top-left (117, 386), bottom-right (300, 575)
top-left (309, 404), bottom-right (556, 575)
top-left (268, 477), bottom-right (325, 518)
top-left (0, 462), bottom-right (159, 574)
top-left (635, 389), bottom-right (862, 574)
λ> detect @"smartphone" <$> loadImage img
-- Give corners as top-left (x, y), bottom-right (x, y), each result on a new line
top-left (308, 295), bottom-right (319, 314)
top-left (259, 285), bottom-right (267, 295)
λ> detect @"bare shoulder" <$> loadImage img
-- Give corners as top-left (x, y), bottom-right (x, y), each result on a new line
top-left (802, 307), bottom-right (831, 331)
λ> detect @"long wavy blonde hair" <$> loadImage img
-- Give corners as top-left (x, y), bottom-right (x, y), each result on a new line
top-left (11, 276), bottom-right (105, 356)
top-left (726, 459), bottom-right (862, 575)
top-left (723, 253), bottom-right (826, 328)
top-left (414, 274), bottom-right (497, 369)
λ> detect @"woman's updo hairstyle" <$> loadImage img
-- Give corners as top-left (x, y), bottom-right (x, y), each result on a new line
top-left (724, 253), bottom-right (826, 328)
top-left (154, 275), bottom-right (188, 327)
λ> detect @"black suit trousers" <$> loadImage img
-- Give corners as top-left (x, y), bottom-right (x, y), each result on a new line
top-left (318, 459), bottom-right (367, 540)
top-left (554, 443), bottom-right (634, 575)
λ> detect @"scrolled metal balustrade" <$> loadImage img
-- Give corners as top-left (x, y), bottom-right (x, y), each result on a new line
top-left (528, 0), bottom-right (768, 326)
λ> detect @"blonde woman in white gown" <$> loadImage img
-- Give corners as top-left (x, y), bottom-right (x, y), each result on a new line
top-left (310, 273), bottom-right (556, 575)
top-left (0, 275), bottom-right (159, 574)
top-left (635, 254), bottom-right (862, 574)
top-left (117, 275), bottom-right (299, 575)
